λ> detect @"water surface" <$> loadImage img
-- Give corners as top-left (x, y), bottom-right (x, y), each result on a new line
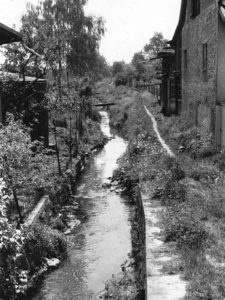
top-left (33, 111), bottom-right (131, 300)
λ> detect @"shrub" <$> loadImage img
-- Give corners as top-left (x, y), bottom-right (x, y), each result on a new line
top-left (23, 225), bottom-right (67, 272)
top-left (177, 127), bottom-right (216, 159)
top-left (186, 260), bottom-right (225, 299)
top-left (163, 205), bottom-right (208, 250)
top-left (163, 156), bottom-right (185, 181)
top-left (190, 164), bottom-right (219, 183)
top-left (213, 150), bottom-right (225, 171)
top-left (114, 73), bottom-right (127, 86)
top-left (162, 179), bottom-right (186, 206)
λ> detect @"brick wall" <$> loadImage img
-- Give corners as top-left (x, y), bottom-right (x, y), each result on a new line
top-left (182, 0), bottom-right (218, 136)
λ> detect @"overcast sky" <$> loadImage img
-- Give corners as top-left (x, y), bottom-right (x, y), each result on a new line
top-left (0, 0), bottom-right (181, 64)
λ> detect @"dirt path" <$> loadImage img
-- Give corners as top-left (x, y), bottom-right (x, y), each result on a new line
top-left (144, 105), bottom-right (175, 157)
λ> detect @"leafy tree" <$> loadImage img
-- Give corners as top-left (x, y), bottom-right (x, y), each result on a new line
top-left (128, 32), bottom-right (168, 82)
top-left (112, 61), bottom-right (126, 76)
top-left (131, 52), bottom-right (146, 80)
top-left (3, 0), bottom-right (105, 79)
top-left (144, 32), bottom-right (168, 58)
top-left (2, 0), bottom-right (107, 173)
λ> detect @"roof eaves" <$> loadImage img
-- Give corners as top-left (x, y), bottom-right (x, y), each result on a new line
top-left (0, 22), bottom-right (22, 45)
top-left (171, 0), bottom-right (187, 44)
top-left (219, 1), bottom-right (225, 22)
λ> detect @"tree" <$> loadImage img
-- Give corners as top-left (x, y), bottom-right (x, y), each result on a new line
top-left (144, 32), bottom-right (168, 58)
top-left (112, 61), bottom-right (126, 76)
top-left (3, 0), bottom-right (106, 172)
top-left (131, 52), bottom-right (146, 80)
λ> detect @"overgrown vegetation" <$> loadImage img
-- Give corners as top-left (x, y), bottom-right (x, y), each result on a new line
top-left (112, 32), bottom-right (167, 87)
top-left (0, 0), bottom-right (110, 298)
top-left (97, 79), bottom-right (225, 299)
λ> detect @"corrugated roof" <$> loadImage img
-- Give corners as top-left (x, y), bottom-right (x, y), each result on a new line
top-left (0, 22), bottom-right (22, 45)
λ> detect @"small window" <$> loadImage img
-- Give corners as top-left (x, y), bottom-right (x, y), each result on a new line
top-left (202, 43), bottom-right (208, 71)
top-left (191, 0), bottom-right (200, 18)
top-left (184, 50), bottom-right (187, 69)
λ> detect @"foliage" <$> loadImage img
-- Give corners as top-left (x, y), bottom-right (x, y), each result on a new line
top-left (0, 222), bottom-right (66, 299)
top-left (163, 156), bottom-right (186, 181)
top-left (112, 32), bottom-right (168, 86)
top-left (176, 126), bottom-right (216, 159)
top-left (131, 52), bottom-right (146, 80)
top-left (163, 204), bottom-right (208, 250)
top-left (143, 32), bottom-right (168, 58)
top-left (112, 61), bottom-right (126, 76)
top-left (186, 260), bottom-right (225, 299)
top-left (161, 179), bottom-right (186, 206)
top-left (23, 225), bottom-right (67, 271)
top-left (4, 0), bottom-right (105, 78)
top-left (0, 114), bottom-right (35, 223)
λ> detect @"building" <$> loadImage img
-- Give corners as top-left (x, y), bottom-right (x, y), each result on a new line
top-left (0, 23), bottom-right (48, 146)
top-left (0, 22), bottom-right (22, 45)
top-left (162, 0), bottom-right (225, 148)
top-left (156, 0), bottom-right (185, 117)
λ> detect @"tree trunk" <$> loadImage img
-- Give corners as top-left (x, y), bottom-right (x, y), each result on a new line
top-left (13, 188), bottom-right (23, 226)
top-left (53, 122), bottom-right (62, 175)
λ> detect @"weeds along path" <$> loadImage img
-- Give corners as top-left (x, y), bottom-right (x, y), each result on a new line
top-left (144, 105), bottom-right (175, 158)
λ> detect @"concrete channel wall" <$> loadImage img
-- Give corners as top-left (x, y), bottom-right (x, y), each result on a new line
top-left (141, 105), bottom-right (186, 300)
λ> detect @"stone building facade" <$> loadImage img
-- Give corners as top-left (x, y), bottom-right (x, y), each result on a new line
top-left (170, 0), bottom-right (225, 147)
top-left (182, 0), bottom-right (218, 139)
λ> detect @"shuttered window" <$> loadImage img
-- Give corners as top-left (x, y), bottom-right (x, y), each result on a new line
top-left (202, 43), bottom-right (207, 71)
top-left (184, 50), bottom-right (187, 69)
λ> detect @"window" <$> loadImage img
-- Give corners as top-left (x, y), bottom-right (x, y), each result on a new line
top-left (184, 50), bottom-right (187, 69)
top-left (202, 43), bottom-right (207, 71)
top-left (191, 0), bottom-right (200, 18)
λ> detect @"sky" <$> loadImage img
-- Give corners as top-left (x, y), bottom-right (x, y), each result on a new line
top-left (0, 0), bottom-right (181, 65)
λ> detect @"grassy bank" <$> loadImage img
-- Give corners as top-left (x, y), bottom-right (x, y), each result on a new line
top-left (96, 79), bottom-right (225, 299)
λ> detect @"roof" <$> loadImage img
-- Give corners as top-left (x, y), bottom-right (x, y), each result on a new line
top-left (170, 0), bottom-right (225, 46)
top-left (170, 0), bottom-right (187, 46)
top-left (219, 1), bottom-right (225, 22)
top-left (0, 22), bottom-right (22, 45)
top-left (158, 49), bottom-right (175, 58)
top-left (0, 72), bottom-right (46, 83)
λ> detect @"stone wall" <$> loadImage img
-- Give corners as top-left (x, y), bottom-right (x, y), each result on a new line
top-left (182, 0), bottom-right (218, 136)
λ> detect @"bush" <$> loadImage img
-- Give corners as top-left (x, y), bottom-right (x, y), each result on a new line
top-left (114, 73), bottom-right (127, 86)
top-left (162, 179), bottom-right (186, 206)
top-left (177, 127), bottom-right (216, 159)
top-left (190, 164), bottom-right (219, 183)
top-left (186, 260), bottom-right (225, 299)
top-left (163, 156), bottom-right (185, 181)
top-left (23, 225), bottom-right (67, 272)
top-left (163, 205), bottom-right (208, 250)
top-left (213, 150), bottom-right (225, 171)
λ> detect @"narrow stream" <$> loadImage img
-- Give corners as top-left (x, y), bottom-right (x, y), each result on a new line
top-left (32, 111), bottom-right (132, 300)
